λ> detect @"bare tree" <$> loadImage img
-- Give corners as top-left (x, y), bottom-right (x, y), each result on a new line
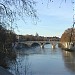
top-left (0, 0), bottom-right (74, 30)
top-left (0, 0), bottom-right (37, 29)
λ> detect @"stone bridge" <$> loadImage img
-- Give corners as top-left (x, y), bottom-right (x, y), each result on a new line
top-left (15, 41), bottom-right (60, 48)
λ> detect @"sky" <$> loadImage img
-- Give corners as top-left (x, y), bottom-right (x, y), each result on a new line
top-left (14, 0), bottom-right (74, 37)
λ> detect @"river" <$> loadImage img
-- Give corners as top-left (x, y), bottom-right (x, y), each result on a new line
top-left (7, 44), bottom-right (75, 75)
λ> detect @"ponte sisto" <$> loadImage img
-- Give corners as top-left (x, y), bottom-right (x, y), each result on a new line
top-left (15, 41), bottom-right (60, 49)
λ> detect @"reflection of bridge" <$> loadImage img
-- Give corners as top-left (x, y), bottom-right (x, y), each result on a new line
top-left (16, 41), bottom-right (60, 48)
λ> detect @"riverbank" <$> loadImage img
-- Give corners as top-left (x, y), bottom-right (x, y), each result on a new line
top-left (0, 66), bottom-right (13, 75)
top-left (60, 46), bottom-right (75, 52)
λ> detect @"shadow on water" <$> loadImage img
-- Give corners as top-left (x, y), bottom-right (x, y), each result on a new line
top-left (61, 50), bottom-right (75, 73)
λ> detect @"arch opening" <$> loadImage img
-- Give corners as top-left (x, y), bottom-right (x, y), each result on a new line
top-left (43, 43), bottom-right (51, 48)
top-left (16, 43), bottom-right (29, 49)
top-left (31, 43), bottom-right (40, 47)
top-left (44, 42), bottom-right (51, 45)
top-left (22, 43), bottom-right (29, 48)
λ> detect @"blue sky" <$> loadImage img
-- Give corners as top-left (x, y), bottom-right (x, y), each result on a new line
top-left (15, 0), bottom-right (74, 37)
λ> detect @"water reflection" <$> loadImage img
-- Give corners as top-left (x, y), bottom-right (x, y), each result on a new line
top-left (8, 52), bottom-right (32, 75)
top-left (62, 50), bottom-right (75, 73)
top-left (7, 44), bottom-right (75, 75)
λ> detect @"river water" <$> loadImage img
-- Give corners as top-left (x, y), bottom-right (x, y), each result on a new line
top-left (7, 44), bottom-right (75, 75)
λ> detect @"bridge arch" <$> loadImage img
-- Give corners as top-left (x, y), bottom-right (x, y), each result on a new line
top-left (43, 42), bottom-right (51, 46)
top-left (31, 42), bottom-right (40, 47)
top-left (17, 43), bottom-right (29, 48)
top-left (43, 41), bottom-right (59, 48)
top-left (22, 43), bottom-right (29, 48)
